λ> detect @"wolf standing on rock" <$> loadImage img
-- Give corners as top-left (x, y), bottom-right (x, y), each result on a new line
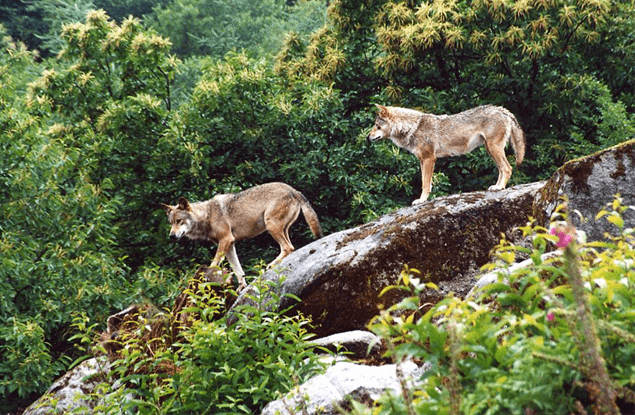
top-left (368, 104), bottom-right (526, 205)
top-left (161, 182), bottom-right (323, 291)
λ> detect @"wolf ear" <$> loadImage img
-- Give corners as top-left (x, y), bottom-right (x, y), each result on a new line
top-left (374, 104), bottom-right (390, 118)
top-left (160, 203), bottom-right (173, 214)
top-left (177, 197), bottom-right (191, 211)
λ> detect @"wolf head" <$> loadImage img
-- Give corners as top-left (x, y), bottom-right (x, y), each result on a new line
top-left (368, 104), bottom-right (392, 142)
top-left (368, 104), bottom-right (424, 143)
top-left (161, 197), bottom-right (195, 240)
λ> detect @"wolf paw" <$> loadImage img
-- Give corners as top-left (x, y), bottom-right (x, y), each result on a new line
top-left (488, 185), bottom-right (505, 191)
top-left (412, 198), bottom-right (426, 205)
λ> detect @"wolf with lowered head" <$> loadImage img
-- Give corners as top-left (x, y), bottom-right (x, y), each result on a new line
top-left (368, 104), bottom-right (526, 205)
top-left (161, 182), bottom-right (323, 291)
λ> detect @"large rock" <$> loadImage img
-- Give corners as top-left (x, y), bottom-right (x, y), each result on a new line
top-left (21, 357), bottom-right (110, 415)
top-left (471, 139), bottom-right (635, 299)
top-left (260, 360), bottom-right (425, 415)
top-left (230, 181), bottom-right (546, 336)
top-left (536, 139), bottom-right (635, 241)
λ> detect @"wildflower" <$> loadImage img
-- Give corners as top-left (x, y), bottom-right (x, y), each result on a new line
top-left (550, 227), bottom-right (573, 248)
top-left (546, 312), bottom-right (555, 322)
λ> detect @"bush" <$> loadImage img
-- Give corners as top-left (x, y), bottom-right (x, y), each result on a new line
top-left (356, 197), bottom-right (635, 415)
top-left (85, 275), bottom-right (327, 414)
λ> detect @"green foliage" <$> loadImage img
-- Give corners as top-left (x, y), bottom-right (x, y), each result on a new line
top-left (0, 2), bottom-right (48, 56)
top-left (0, 17), bottom-right (175, 412)
top-left (25, 0), bottom-right (98, 55)
top-left (358, 198), bottom-right (635, 414)
top-left (0, 24), bottom-right (40, 101)
top-left (92, 0), bottom-right (171, 22)
top-left (146, 0), bottom-right (327, 58)
top-left (170, 280), bottom-right (323, 413)
top-left (26, 10), bottom-right (180, 271)
top-left (278, 0), bottom-right (635, 185)
top-left (568, 77), bottom-right (635, 156)
top-left (2, 1), bottom-right (635, 412)
top-left (28, 10), bottom-right (177, 121)
top-left (0, 118), bottom-right (130, 410)
top-left (83, 277), bottom-right (326, 414)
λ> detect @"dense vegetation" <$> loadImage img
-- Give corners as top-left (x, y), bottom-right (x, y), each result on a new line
top-left (0, 0), bottom-right (633, 412)
top-left (359, 199), bottom-right (635, 414)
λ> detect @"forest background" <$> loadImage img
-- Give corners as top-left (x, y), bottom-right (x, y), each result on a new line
top-left (1, 0), bottom-right (634, 412)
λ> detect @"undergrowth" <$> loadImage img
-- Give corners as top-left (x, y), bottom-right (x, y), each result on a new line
top-left (350, 195), bottom-right (635, 415)
top-left (65, 274), bottom-right (327, 414)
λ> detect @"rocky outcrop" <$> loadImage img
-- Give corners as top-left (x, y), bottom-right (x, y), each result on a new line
top-left (536, 138), bottom-right (635, 241)
top-left (260, 360), bottom-right (425, 415)
top-left (229, 181), bottom-right (546, 336)
top-left (21, 358), bottom-right (109, 415)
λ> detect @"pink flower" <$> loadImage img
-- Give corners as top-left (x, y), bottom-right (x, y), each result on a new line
top-left (550, 227), bottom-right (572, 248)
top-left (546, 312), bottom-right (555, 322)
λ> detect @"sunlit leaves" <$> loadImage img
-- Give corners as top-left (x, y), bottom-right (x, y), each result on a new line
top-left (30, 10), bottom-right (178, 124)
top-left (372, 0), bottom-right (612, 76)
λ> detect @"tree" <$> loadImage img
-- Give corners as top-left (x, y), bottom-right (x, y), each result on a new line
top-left (24, 0), bottom-right (97, 55)
top-left (26, 10), bottom-right (181, 270)
top-left (276, 0), bottom-right (635, 191)
top-left (92, 0), bottom-right (171, 22)
top-left (0, 0), bottom-right (48, 56)
top-left (146, 0), bottom-right (327, 58)
top-left (0, 25), bottom-right (131, 412)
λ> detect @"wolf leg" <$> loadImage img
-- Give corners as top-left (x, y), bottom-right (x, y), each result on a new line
top-left (265, 203), bottom-right (299, 268)
top-left (267, 228), bottom-right (295, 268)
top-left (486, 142), bottom-right (513, 191)
top-left (413, 154), bottom-right (436, 205)
top-left (213, 239), bottom-right (246, 290)
top-left (225, 244), bottom-right (246, 290)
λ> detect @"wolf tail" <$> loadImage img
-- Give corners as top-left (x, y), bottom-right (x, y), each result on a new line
top-left (507, 113), bottom-right (526, 166)
top-left (298, 193), bottom-right (323, 239)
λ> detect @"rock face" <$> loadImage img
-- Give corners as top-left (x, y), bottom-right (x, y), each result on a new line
top-left (260, 360), bottom-right (424, 415)
top-left (312, 330), bottom-right (383, 360)
top-left (230, 181), bottom-right (546, 337)
top-left (536, 139), bottom-right (635, 241)
top-left (21, 358), bottom-right (109, 415)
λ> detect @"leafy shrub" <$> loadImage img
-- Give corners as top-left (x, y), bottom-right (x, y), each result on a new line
top-left (0, 317), bottom-right (69, 403)
top-left (0, 96), bottom-right (132, 412)
top-left (85, 275), bottom-right (326, 414)
top-left (355, 197), bottom-right (635, 415)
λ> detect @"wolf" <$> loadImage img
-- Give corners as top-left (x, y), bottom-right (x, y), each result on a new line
top-left (368, 104), bottom-right (526, 204)
top-left (161, 182), bottom-right (323, 290)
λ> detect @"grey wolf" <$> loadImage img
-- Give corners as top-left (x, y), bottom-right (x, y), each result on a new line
top-left (368, 104), bottom-right (526, 204)
top-left (161, 182), bottom-right (322, 290)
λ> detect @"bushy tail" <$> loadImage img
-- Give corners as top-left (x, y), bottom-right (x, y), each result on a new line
top-left (299, 193), bottom-right (323, 239)
top-left (504, 110), bottom-right (526, 166)
top-left (511, 121), bottom-right (526, 166)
